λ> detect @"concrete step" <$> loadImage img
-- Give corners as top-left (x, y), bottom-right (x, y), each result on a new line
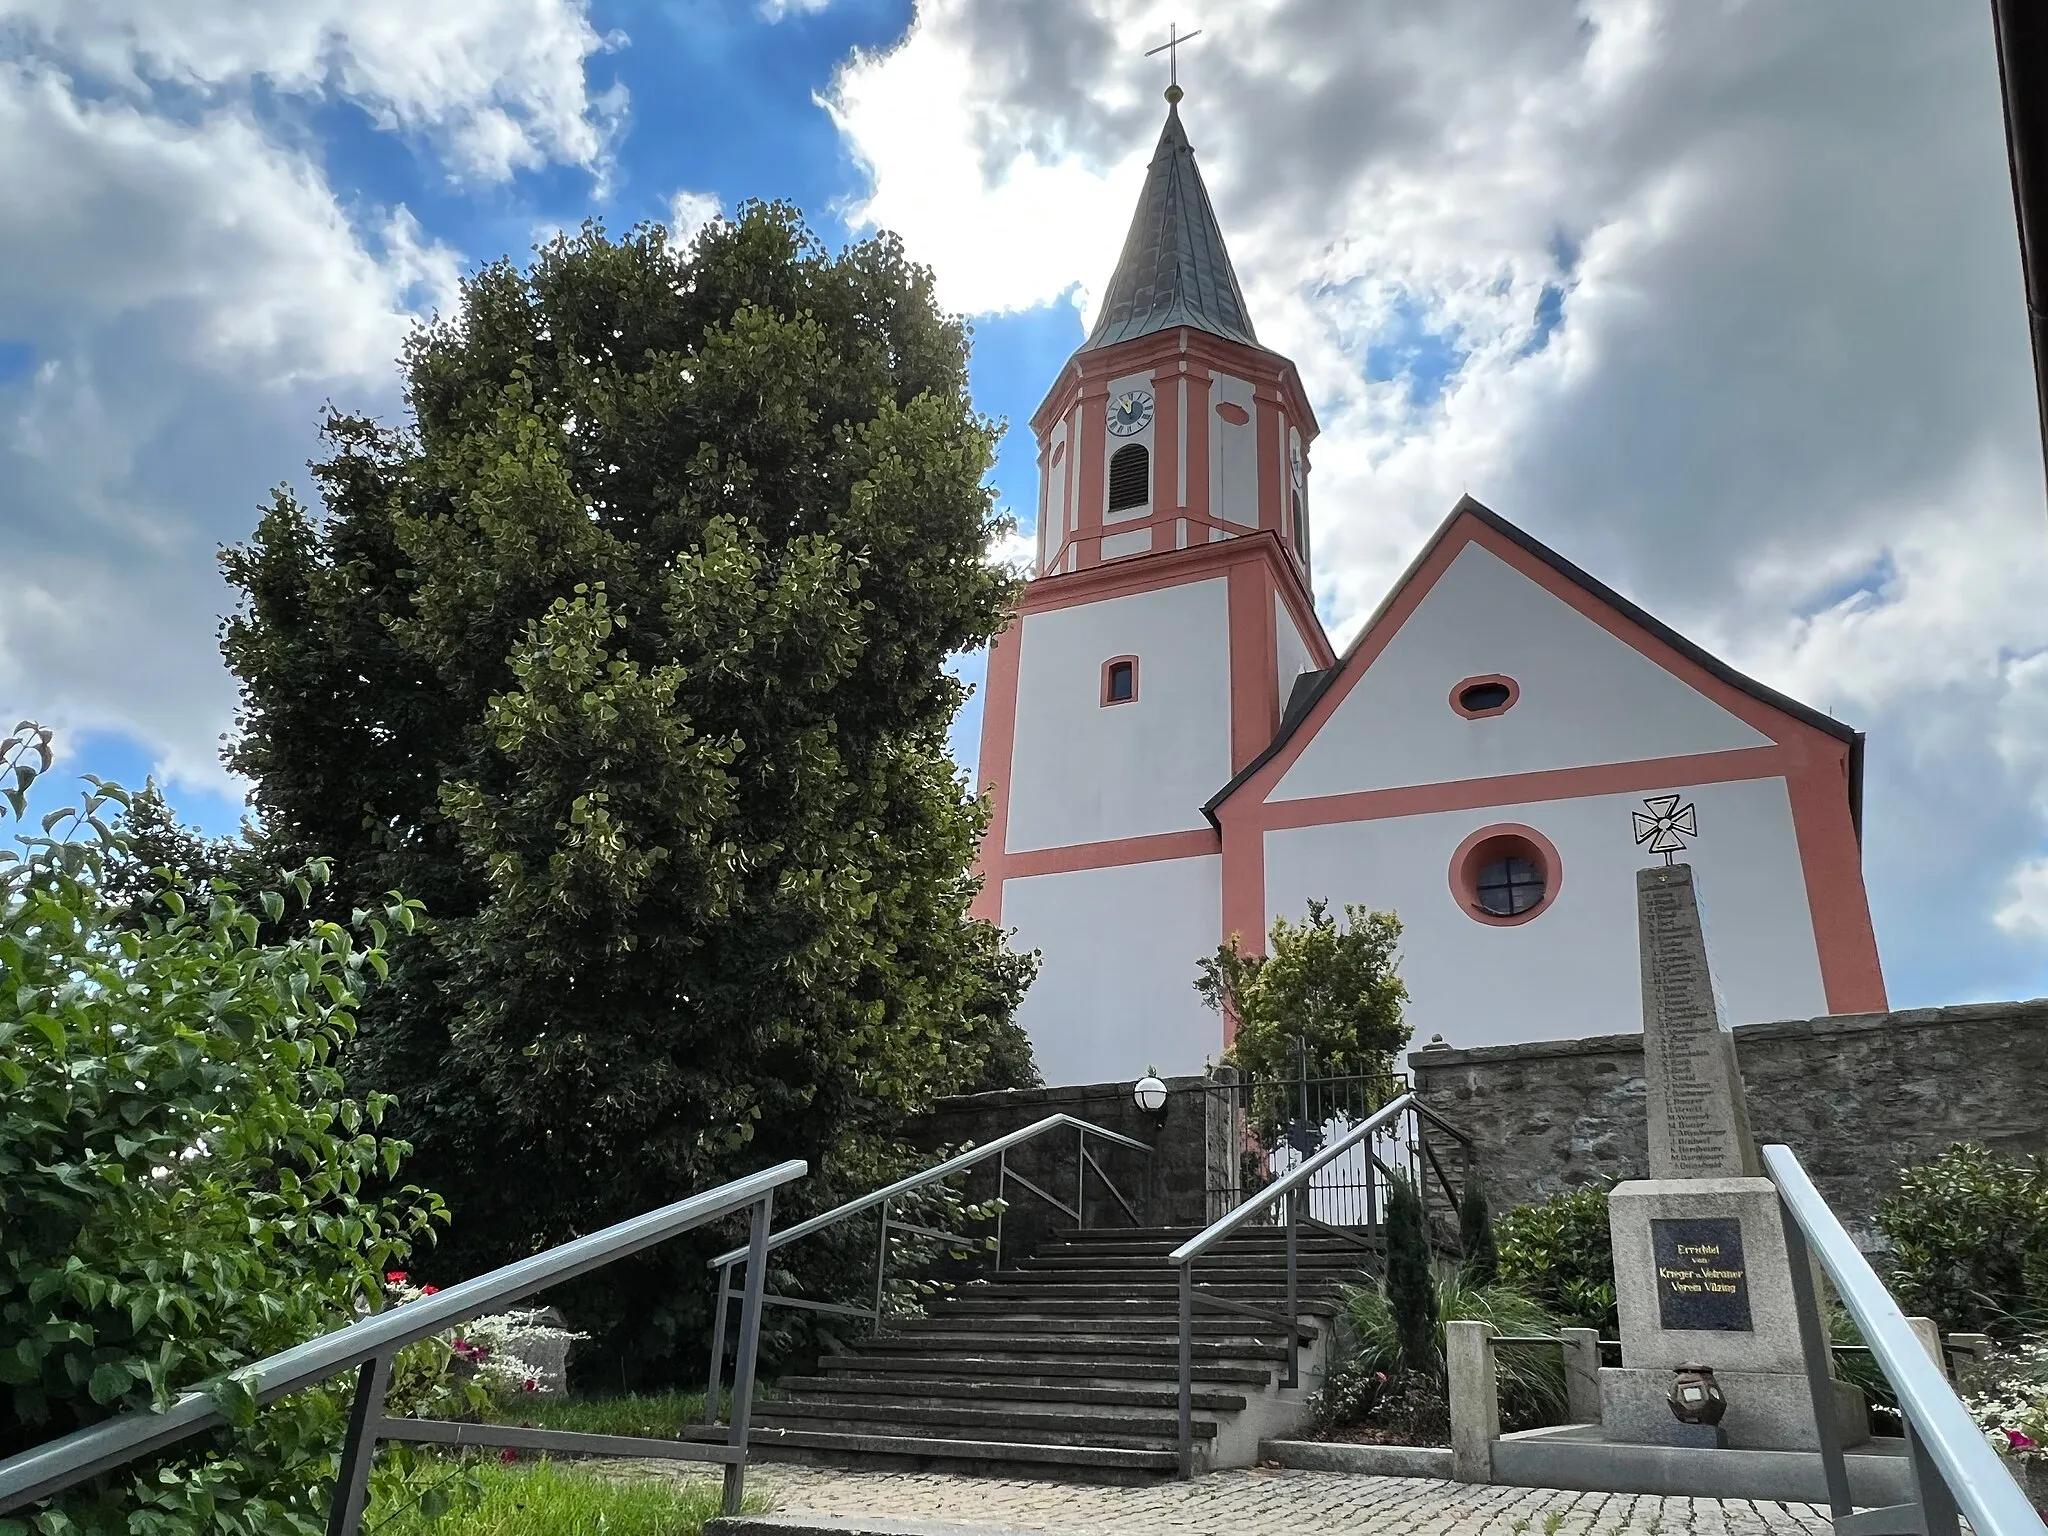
top-left (723, 1425), bottom-right (1181, 1482)
top-left (756, 1399), bottom-right (1210, 1446)
top-left (1048, 1236), bottom-right (1384, 1245)
top-left (954, 1280), bottom-right (1348, 1303)
top-left (813, 1353), bottom-right (1274, 1386)
top-left (846, 1333), bottom-right (1290, 1362)
top-left (773, 1375), bottom-right (1249, 1414)
top-left (1005, 1262), bottom-right (1358, 1283)
top-left (914, 1308), bottom-right (1330, 1333)
top-left (1023, 1239), bottom-right (1367, 1258)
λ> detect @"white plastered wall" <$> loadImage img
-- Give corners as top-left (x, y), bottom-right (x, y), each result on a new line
top-left (1038, 418), bottom-right (1070, 575)
top-left (1261, 776), bottom-right (1826, 1049)
top-left (1275, 591), bottom-right (1316, 702)
top-left (1276, 541), bottom-right (1771, 800)
top-left (1006, 855), bottom-right (1222, 1084)
top-left (1210, 372), bottom-right (1257, 527)
top-left (1004, 578), bottom-right (1233, 851)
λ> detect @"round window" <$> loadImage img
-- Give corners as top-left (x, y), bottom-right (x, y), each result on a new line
top-left (1450, 826), bottom-right (1560, 926)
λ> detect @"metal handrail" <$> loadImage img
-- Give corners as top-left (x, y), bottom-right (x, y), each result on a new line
top-left (1169, 1092), bottom-right (1415, 1267)
top-left (0, 1159), bottom-right (807, 1533)
top-left (1170, 1089), bottom-right (1478, 1477)
top-left (1764, 1143), bottom-right (2046, 1536)
top-left (706, 1114), bottom-right (1150, 1269)
top-left (702, 1113), bottom-right (1154, 1424)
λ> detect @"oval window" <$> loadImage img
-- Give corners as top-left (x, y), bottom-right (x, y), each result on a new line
top-left (1449, 674), bottom-right (1518, 718)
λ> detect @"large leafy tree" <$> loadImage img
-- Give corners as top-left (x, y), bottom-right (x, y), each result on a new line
top-left (219, 209), bottom-right (1036, 1380)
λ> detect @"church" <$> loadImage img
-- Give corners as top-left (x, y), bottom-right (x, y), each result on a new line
top-left (971, 94), bottom-right (1889, 1088)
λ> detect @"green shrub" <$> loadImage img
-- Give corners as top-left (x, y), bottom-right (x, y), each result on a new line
top-left (1460, 1180), bottom-right (1499, 1286)
top-left (0, 725), bottom-right (443, 1535)
top-left (1497, 1184), bottom-right (1617, 1336)
top-left (1384, 1174), bottom-right (1437, 1373)
top-left (1877, 1142), bottom-right (2048, 1335)
top-left (1318, 1273), bottom-right (1568, 1432)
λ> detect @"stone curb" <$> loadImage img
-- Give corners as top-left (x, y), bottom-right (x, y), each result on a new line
top-left (707, 1516), bottom-right (1048, 1536)
top-left (1259, 1437), bottom-right (1453, 1478)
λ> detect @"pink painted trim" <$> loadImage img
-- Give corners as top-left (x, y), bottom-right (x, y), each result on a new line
top-left (1151, 362), bottom-right (1181, 517)
top-left (969, 620), bottom-right (1024, 925)
top-left (1032, 326), bottom-right (1320, 443)
top-left (1003, 827), bottom-right (1219, 879)
top-left (1258, 746), bottom-right (1789, 832)
top-left (1449, 822), bottom-right (1563, 927)
top-left (1226, 563), bottom-right (1276, 770)
top-left (1219, 809), bottom-right (1266, 1046)
top-left (1101, 654), bottom-right (1140, 707)
top-left (1449, 673), bottom-right (1521, 719)
top-left (1185, 367), bottom-right (1214, 527)
top-left (1783, 740), bottom-right (1889, 1011)
top-left (1215, 400), bottom-right (1250, 425)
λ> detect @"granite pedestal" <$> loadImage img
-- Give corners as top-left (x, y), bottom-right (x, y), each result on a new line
top-left (1599, 866), bottom-right (1867, 1454)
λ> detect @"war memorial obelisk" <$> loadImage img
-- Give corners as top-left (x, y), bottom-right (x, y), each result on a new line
top-left (1598, 864), bottom-right (1867, 1450)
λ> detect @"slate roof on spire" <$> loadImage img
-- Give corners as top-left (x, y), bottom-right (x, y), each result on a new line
top-left (1085, 104), bottom-right (1258, 351)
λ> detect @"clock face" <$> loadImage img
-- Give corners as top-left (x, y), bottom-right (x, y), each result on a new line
top-left (1108, 389), bottom-right (1154, 437)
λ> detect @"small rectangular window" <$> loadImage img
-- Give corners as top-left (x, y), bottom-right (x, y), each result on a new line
top-left (1104, 658), bottom-right (1136, 704)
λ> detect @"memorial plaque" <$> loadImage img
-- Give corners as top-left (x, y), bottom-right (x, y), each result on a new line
top-left (1652, 1217), bottom-right (1753, 1332)
top-left (1637, 864), bottom-right (1757, 1178)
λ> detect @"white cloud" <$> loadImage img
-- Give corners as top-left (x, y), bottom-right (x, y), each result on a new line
top-left (986, 526), bottom-right (1036, 578)
top-left (1997, 858), bottom-right (2048, 942)
top-left (760, 0), bottom-right (837, 20)
top-left (667, 189), bottom-right (723, 251)
top-left (828, 0), bottom-right (2048, 1002)
top-left (0, 0), bottom-right (626, 183)
top-left (0, 5), bottom-right (613, 798)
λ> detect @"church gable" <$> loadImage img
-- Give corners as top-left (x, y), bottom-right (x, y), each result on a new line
top-left (1268, 510), bottom-right (1793, 805)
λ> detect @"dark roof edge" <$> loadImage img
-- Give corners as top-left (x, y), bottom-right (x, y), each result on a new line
top-left (1464, 499), bottom-right (1859, 746)
top-left (1203, 502), bottom-right (1472, 824)
top-left (1203, 494), bottom-right (1862, 824)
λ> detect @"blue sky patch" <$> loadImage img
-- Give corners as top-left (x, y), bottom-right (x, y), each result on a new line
top-left (1363, 291), bottom-right (1469, 409)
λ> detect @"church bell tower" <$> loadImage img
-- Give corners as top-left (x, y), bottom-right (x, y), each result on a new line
top-left (971, 81), bottom-right (1335, 1086)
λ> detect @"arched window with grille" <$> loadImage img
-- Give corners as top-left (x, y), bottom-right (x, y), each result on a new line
top-left (1107, 444), bottom-right (1149, 512)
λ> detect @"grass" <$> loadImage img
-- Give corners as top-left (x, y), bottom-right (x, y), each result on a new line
top-left (484, 1389), bottom-right (713, 1440)
top-left (376, 1459), bottom-right (765, 1536)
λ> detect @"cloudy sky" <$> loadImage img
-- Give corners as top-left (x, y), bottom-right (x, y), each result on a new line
top-left (3, 0), bottom-right (2044, 1012)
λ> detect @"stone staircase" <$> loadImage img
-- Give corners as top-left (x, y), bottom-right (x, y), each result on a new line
top-left (727, 1223), bottom-right (1381, 1482)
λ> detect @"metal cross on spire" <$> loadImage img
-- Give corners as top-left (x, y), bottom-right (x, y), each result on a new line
top-left (1145, 22), bottom-right (1203, 104)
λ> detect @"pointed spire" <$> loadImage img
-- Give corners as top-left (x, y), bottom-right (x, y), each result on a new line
top-left (1085, 103), bottom-right (1259, 352)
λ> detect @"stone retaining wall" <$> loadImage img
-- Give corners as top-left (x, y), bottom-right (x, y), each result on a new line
top-left (909, 1075), bottom-right (1217, 1256)
top-left (1408, 999), bottom-right (2048, 1243)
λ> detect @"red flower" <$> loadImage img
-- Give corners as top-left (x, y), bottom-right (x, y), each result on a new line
top-left (2012, 1429), bottom-right (2038, 1451)
top-left (420, 1285), bottom-right (439, 1296)
top-left (499, 1448), bottom-right (518, 1464)
top-left (385, 1271), bottom-right (407, 1284)
top-left (523, 1378), bottom-right (538, 1393)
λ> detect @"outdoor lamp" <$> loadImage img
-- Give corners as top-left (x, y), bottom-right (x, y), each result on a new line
top-left (1133, 1073), bottom-right (1169, 1117)
top-left (1668, 1365), bottom-right (1728, 1426)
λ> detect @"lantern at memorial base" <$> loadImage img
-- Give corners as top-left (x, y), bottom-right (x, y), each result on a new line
top-left (1668, 1365), bottom-right (1727, 1426)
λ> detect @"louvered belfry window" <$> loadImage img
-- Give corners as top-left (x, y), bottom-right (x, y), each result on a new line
top-left (1107, 444), bottom-right (1149, 511)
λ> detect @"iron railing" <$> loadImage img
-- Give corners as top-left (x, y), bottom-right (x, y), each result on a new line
top-left (0, 1160), bottom-right (807, 1534)
top-left (702, 1113), bottom-right (1152, 1424)
top-left (1166, 1091), bottom-right (1473, 1477)
top-left (1201, 1071), bottom-right (1471, 1228)
top-left (1766, 1142), bottom-right (2046, 1536)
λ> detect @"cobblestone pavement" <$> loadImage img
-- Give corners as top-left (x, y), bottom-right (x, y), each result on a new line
top-left (631, 1463), bottom-right (1835, 1534)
